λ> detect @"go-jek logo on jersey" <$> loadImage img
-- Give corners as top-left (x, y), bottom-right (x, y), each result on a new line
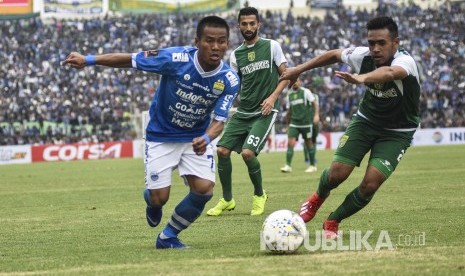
top-left (172, 53), bottom-right (189, 62)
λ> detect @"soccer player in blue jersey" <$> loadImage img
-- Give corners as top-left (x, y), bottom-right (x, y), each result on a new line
top-left (64, 16), bottom-right (240, 249)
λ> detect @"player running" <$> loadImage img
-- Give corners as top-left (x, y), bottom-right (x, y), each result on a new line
top-left (279, 16), bottom-right (421, 238)
top-left (64, 16), bottom-right (240, 249)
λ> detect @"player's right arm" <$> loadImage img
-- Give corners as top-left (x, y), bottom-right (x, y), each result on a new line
top-left (63, 52), bottom-right (132, 69)
top-left (64, 48), bottom-right (176, 73)
top-left (193, 70), bottom-right (240, 155)
top-left (192, 119), bottom-right (225, 156)
top-left (279, 49), bottom-right (343, 86)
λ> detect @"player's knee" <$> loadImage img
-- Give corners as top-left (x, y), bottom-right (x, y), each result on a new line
top-left (216, 146), bottom-right (231, 158)
top-left (145, 189), bottom-right (169, 207)
top-left (288, 138), bottom-right (297, 147)
top-left (151, 194), bottom-right (168, 207)
top-left (241, 149), bottom-right (255, 161)
top-left (328, 163), bottom-right (353, 186)
top-left (359, 181), bottom-right (381, 198)
top-left (359, 163), bottom-right (387, 197)
top-left (193, 181), bottom-right (214, 195)
top-left (305, 139), bottom-right (313, 148)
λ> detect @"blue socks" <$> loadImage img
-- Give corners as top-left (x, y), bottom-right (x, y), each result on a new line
top-left (144, 189), bottom-right (162, 227)
top-left (160, 192), bottom-right (212, 239)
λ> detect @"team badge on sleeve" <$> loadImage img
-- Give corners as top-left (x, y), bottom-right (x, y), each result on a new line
top-left (338, 135), bottom-right (349, 148)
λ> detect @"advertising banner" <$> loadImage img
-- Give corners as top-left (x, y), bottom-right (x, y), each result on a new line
top-left (270, 133), bottom-right (331, 152)
top-left (0, 0), bottom-right (32, 14)
top-left (412, 127), bottom-right (465, 146)
top-left (31, 141), bottom-right (134, 162)
top-left (0, 145), bottom-right (31, 165)
top-left (109, 0), bottom-right (236, 13)
top-left (43, 0), bottom-right (103, 14)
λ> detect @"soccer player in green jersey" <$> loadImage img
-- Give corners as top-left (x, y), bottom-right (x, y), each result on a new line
top-left (279, 16), bottom-right (421, 237)
top-left (207, 7), bottom-right (288, 216)
top-left (281, 78), bottom-right (320, 173)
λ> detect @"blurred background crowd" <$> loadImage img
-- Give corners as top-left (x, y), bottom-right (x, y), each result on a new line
top-left (1, 1), bottom-right (464, 145)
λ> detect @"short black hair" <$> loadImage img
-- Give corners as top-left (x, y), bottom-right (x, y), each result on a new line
top-left (196, 15), bottom-right (230, 39)
top-left (366, 16), bottom-right (398, 39)
top-left (238, 6), bottom-right (259, 23)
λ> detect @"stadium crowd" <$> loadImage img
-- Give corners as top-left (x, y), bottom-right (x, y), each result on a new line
top-left (1, 2), bottom-right (464, 145)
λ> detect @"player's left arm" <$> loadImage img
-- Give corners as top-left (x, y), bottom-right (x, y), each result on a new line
top-left (335, 65), bottom-right (408, 84)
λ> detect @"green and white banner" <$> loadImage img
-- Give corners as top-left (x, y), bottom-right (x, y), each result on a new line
top-left (109, 0), bottom-right (239, 13)
top-left (43, 0), bottom-right (103, 14)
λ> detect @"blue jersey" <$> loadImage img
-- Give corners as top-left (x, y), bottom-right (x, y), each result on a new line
top-left (132, 46), bottom-right (240, 143)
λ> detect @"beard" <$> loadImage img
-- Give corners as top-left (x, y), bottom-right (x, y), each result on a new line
top-left (241, 29), bottom-right (258, 41)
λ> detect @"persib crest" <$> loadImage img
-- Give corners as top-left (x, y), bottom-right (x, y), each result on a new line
top-left (248, 51), bottom-right (255, 61)
top-left (213, 80), bottom-right (225, 95)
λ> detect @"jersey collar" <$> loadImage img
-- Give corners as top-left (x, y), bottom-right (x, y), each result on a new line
top-left (194, 50), bottom-right (224, 78)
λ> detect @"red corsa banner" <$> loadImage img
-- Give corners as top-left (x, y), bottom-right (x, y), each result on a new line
top-left (31, 142), bottom-right (134, 162)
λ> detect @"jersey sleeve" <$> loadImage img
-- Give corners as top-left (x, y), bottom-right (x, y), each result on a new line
top-left (212, 72), bottom-right (240, 122)
top-left (271, 40), bottom-right (287, 67)
top-left (392, 53), bottom-right (419, 79)
top-left (341, 46), bottom-right (370, 74)
top-left (303, 88), bottom-right (316, 105)
top-left (131, 48), bottom-right (176, 75)
top-left (285, 92), bottom-right (290, 109)
top-left (229, 50), bottom-right (239, 73)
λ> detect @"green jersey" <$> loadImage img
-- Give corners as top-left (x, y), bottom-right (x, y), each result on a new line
top-left (230, 38), bottom-right (287, 118)
top-left (341, 47), bottom-right (421, 130)
top-left (287, 87), bottom-right (316, 127)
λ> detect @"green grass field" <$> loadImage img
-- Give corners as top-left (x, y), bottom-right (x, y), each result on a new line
top-left (1, 145), bottom-right (464, 275)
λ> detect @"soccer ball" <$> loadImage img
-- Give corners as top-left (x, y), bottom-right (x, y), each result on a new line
top-left (261, 209), bottom-right (307, 253)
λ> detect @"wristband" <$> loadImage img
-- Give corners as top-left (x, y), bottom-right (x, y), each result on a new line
top-left (85, 55), bottom-right (96, 66)
top-left (201, 134), bottom-right (211, 145)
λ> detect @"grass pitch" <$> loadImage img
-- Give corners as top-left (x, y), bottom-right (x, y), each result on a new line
top-left (0, 145), bottom-right (464, 275)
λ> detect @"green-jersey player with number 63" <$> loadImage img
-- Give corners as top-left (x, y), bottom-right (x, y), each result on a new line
top-left (207, 7), bottom-right (289, 217)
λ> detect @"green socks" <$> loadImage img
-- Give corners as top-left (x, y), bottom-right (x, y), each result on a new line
top-left (218, 156), bottom-right (233, 201)
top-left (286, 147), bottom-right (294, 166)
top-left (328, 187), bottom-right (372, 222)
top-left (244, 157), bottom-right (263, 196)
top-left (316, 168), bottom-right (332, 198)
top-left (308, 145), bottom-right (316, 166)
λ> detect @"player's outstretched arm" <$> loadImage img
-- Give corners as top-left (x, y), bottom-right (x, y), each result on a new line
top-left (192, 120), bottom-right (225, 156)
top-left (63, 52), bottom-right (132, 69)
top-left (335, 65), bottom-right (408, 84)
top-left (279, 49), bottom-right (343, 87)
